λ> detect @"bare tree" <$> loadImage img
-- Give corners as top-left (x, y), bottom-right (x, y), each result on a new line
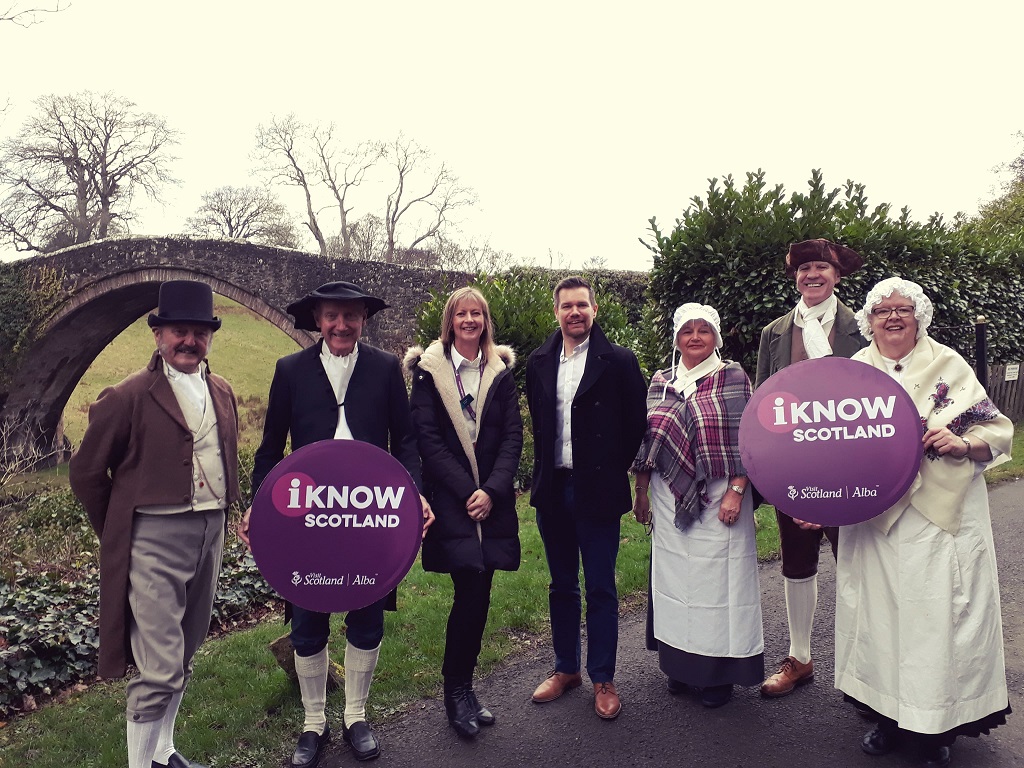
top-left (311, 127), bottom-right (382, 258)
top-left (434, 235), bottom-right (515, 274)
top-left (184, 185), bottom-right (299, 247)
top-left (382, 134), bottom-right (476, 262)
top-left (1, 0), bottom-right (66, 26)
top-left (344, 213), bottom-right (387, 261)
top-left (0, 91), bottom-right (179, 252)
top-left (254, 114), bottom-right (328, 257)
top-left (255, 116), bottom-right (383, 259)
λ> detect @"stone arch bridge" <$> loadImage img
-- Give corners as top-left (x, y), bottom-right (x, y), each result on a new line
top-left (0, 236), bottom-right (462, 457)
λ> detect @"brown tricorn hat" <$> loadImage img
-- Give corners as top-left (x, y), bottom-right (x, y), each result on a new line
top-left (784, 239), bottom-right (863, 277)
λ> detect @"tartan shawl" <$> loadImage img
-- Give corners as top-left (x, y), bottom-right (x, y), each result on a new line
top-left (632, 361), bottom-right (751, 531)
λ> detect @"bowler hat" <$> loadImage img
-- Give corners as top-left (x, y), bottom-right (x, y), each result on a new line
top-left (287, 281), bottom-right (390, 331)
top-left (785, 239), bottom-right (863, 277)
top-left (147, 281), bottom-right (222, 330)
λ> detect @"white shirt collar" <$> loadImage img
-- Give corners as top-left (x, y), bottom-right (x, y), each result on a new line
top-left (560, 334), bottom-right (591, 363)
top-left (163, 359), bottom-right (205, 382)
top-left (320, 340), bottom-right (359, 369)
top-left (451, 345), bottom-right (481, 370)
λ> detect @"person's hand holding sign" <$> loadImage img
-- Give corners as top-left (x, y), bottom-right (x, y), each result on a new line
top-left (238, 506), bottom-right (253, 549)
top-left (922, 427), bottom-right (990, 462)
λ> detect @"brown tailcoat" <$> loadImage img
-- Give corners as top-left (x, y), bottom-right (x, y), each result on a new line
top-left (69, 350), bottom-right (240, 678)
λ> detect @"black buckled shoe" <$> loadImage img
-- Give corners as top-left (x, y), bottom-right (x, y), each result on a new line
top-left (152, 753), bottom-right (209, 768)
top-left (291, 723), bottom-right (330, 768)
top-left (861, 725), bottom-right (901, 756)
top-left (342, 720), bottom-right (381, 761)
top-left (465, 688), bottom-right (495, 726)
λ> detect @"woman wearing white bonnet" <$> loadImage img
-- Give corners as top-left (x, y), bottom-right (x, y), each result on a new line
top-left (836, 276), bottom-right (1014, 767)
top-left (632, 302), bottom-right (763, 708)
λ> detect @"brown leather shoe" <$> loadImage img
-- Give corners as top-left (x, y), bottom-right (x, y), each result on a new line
top-left (594, 682), bottom-right (621, 719)
top-left (531, 671), bottom-right (583, 703)
top-left (760, 656), bottom-right (814, 698)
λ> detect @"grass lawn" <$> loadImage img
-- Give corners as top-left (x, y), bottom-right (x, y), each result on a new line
top-left (0, 497), bottom-right (653, 767)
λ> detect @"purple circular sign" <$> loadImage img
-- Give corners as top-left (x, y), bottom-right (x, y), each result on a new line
top-left (250, 439), bottom-right (423, 613)
top-left (739, 357), bottom-right (923, 526)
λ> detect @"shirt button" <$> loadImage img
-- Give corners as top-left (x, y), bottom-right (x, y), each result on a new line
top-left (182, 460), bottom-right (188, 466)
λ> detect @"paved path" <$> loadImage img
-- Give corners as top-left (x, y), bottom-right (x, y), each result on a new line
top-left (321, 481), bottom-right (1023, 768)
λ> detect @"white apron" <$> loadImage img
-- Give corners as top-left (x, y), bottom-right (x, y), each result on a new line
top-left (650, 472), bottom-right (764, 658)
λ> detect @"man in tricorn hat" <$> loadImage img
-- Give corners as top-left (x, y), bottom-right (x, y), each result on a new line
top-left (754, 239), bottom-right (866, 699)
top-left (70, 280), bottom-right (240, 768)
top-left (239, 280), bottom-right (433, 767)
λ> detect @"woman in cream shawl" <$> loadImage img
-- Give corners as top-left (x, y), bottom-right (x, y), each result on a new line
top-left (836, 277), bottom-right (1013, 768)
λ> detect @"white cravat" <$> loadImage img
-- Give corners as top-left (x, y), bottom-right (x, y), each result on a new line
top-left (320, 342), bottom-right (358, 440)
top-left (163, 361), bottom-right (206, 417)
top-left (794, 294), bottom-right (837, 359)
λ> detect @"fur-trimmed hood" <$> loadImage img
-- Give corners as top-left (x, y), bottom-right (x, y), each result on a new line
top-left (405, 340), bottom-right (516, 487)
top-left (403, 341), bottom-right (516, 376)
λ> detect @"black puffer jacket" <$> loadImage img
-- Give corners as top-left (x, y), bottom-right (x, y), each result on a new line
top-left (405, 341), bottom-right (523, 573)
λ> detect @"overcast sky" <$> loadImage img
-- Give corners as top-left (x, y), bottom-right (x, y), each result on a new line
top-left (2, 0), bottom-right (1022, 270)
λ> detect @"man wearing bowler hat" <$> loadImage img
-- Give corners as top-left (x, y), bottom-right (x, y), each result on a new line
top-left (239, 280), bottom-right (433, 767)
top-left (70, 280), bottom-right (240, 768)
top-left (754, 239), bottom-right (865, 698)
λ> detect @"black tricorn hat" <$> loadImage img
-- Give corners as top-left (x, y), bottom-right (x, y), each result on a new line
top-left (286, 281), bottom-right (390, 331)
top-left (147, 280), bottom-right (222, 330)
top-left (785, 239), bottom-right (863, 277)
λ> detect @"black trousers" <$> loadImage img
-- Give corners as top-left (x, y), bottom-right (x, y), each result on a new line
top-left (441, 569), bottom-right (494, 681)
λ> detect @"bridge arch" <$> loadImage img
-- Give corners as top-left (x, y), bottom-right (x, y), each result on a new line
top-left (0, 236), bottom-right (455, 457)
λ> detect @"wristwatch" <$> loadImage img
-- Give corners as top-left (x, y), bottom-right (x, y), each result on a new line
top-left (729, 484), bottom-right (745, 494)
top-left (961, 435), bottom-right (971, 455)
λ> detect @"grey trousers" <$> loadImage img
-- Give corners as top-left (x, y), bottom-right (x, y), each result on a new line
top-left (125, 510), bottom-right (225, 723)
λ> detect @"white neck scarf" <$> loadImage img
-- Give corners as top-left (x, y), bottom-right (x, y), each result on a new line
top-left (794, 294), bottom-right (838, 359)
top-left (163, 361), bottom-right (206, 416)
top-left (672, 352), bottom-right (723, 399)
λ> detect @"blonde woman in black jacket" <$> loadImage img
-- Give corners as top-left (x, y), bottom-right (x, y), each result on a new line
top-left (405, 287), bottom-right (523, 740)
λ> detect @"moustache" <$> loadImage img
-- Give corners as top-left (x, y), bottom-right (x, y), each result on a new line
top-left (174, 344), bottom-right (201, 355)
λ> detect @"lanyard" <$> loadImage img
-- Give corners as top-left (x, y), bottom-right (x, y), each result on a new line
top-left (452, 359), bottom-right (477, 421)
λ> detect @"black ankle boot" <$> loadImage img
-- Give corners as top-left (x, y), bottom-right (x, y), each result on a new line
top-left (465, 687), bottom-right (495, 726)
top-left (443, 680), bottom-right (480, 739)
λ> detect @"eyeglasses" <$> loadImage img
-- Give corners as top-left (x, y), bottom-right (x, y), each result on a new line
top-left (870, 306), bottom-right (915, 319)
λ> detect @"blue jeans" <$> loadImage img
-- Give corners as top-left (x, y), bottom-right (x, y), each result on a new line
top-left (536, 471), bottom-right (621, 683)
top-left (290, 598), bottom-right (386, 657)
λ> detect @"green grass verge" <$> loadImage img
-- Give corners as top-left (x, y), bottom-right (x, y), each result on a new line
top-left (0, 498), bottom-right (652, 767)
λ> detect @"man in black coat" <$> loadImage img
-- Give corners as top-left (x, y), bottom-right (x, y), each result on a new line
top-left (239, 281), bottom-right (432, 767)
top-left (526, 275), bottom-right (648, 720)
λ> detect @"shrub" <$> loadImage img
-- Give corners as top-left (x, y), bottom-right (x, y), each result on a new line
top-left (646, 169), bottom-right (1024, 373)
top-left (0, 449), bottom-right (274, 719)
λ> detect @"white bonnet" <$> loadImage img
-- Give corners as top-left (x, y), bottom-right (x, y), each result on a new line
top-left (854, 277), bottom-right (933, 340)
top-left (673, 303), bottom-right (723, 349)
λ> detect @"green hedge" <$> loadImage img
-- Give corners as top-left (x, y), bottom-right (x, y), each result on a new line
top-left (646, 169), bottom-right (1024, 373)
